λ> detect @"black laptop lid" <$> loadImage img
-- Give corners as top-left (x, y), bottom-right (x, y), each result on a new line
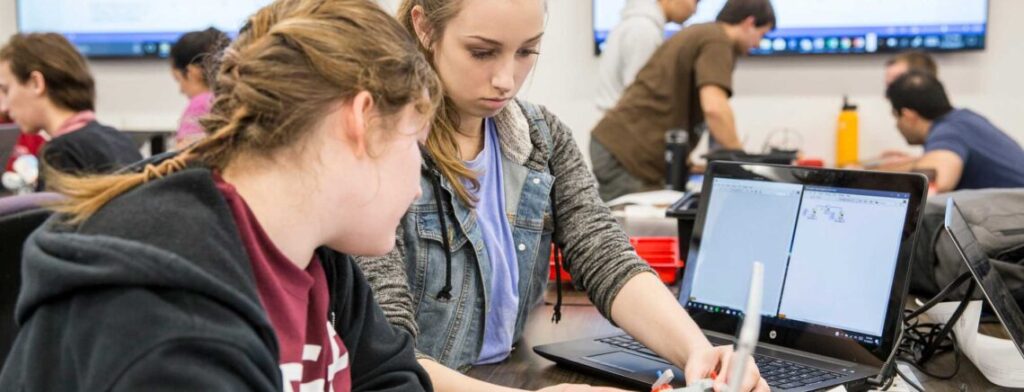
top-left (678, 162), bottom-right (928, 366)
top-left (944, 199), bottom-right (1024, 358)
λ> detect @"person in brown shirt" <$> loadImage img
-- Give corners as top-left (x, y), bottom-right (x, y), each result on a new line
top-left (590, 0), bottom-right (775, 201)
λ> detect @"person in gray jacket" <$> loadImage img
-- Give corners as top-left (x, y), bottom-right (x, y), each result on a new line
top-left (595, 0), bottom-right (698, 112)
top-left (354, 1), bottom-right (768, 391)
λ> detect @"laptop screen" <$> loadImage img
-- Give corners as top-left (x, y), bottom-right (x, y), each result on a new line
top-left (681, 177), bottom-right (911, 348)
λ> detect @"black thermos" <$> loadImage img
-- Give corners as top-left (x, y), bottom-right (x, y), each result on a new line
top-left (665, 129), bottom-right (690, 192)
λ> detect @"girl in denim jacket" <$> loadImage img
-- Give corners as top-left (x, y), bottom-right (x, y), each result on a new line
top-left (356, 1), bottom-right (769, 391)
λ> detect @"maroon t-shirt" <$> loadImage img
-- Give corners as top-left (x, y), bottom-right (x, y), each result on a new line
top-left (215, 176), bottom-right (352, 392)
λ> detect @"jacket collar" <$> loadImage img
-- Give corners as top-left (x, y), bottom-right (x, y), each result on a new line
top-left (422, 98), bottom-right (546, 173)
top-left (496, 99), bottom-right (551, 173)
top-left (493, 99), bottom-right (534, 167)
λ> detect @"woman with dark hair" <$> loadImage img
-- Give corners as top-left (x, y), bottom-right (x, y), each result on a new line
top-left (170, 27), bottom-right (229, 149)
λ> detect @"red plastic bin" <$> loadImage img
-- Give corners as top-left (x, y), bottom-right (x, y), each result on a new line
top-left (548, 236), bottom-right (685, 284)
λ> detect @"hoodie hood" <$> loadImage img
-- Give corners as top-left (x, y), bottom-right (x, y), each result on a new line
top-left (4, 164), bottom-right (433, 392)
top-left (621, 0), bottom-right (667, 28)
top-left (16, 168), bottom-right (277, 350)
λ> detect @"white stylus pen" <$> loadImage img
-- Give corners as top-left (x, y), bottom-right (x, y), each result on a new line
top-left (725, 261), bottom-right (764, 392)
top-left (670, 262), bottom-right (764, 392)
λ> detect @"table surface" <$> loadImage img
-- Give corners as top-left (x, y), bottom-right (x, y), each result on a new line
top-left (468, 287), bottom-right (1018, 391)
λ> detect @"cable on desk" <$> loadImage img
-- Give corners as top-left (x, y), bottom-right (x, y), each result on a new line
top-left (895, 272), bottom-right (976, 382)
top-left (873, 306), bottom-right (963, 390)
top-left (878, 371), bottom-right (896, 391)
top-left (898, 310), bottom-right (962, 379)
top-left (895, 364), bottom-right (926, 392)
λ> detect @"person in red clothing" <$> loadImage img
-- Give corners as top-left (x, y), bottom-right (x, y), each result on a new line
top-left (4, 132), bottom-right (46, 172)
top-left (1, 110), bottom-right (44, 180)
top-left (0, 0), bottom-right (442, 391)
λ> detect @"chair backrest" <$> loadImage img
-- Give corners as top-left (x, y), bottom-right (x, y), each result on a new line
top-left (0, 192), bottom-right (62, 216)
top-left (0, 125), bottom-right (21, 168)
top-left (0, 193), bottom-right (58, 366)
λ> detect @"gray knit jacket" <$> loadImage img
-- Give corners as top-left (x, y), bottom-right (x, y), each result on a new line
top-left (355, 100), bottom-right (655, 352)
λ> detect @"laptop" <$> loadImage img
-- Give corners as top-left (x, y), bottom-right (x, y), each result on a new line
top-left (535, 162), bottom-right (929, 391)
top-left (943, 198), bottom-right (1024, 358)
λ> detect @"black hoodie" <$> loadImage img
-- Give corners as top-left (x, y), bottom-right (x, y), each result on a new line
top-left (0, 167), bottom-right (431, 391)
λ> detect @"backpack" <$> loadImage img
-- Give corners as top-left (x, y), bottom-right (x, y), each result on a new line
top-left (910, 188), bottom-right (1024, 306)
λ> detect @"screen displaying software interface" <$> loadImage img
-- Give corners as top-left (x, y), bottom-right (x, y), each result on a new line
top-left (17, 0), bottom-right (274, 57)
top-left (594, 0), bottom-right (988, 55)
top-left (18, 0), bottom-right (272, 33)
top-left (687, 178), bottom-right (910, 343)
top-left (595, 0), bottom-right (988, 33)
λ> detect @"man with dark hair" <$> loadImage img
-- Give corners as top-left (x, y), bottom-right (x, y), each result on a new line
top-left (871, 51), bottom-right (939, 167)
top-left (0, 33), bottom-right (141, 188)
top-left (883, 71), bottom-right (1024, 192)
top-left (884, 50), bottom-right (937, 85)
top-left (591, 0), bottom-right (775, 201)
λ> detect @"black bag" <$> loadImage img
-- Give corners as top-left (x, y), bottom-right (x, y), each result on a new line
top-left (909, 189), bottom-right (1024, 307)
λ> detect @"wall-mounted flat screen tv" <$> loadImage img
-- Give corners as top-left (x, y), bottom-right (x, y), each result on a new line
top-left (594, 0), bottom-right (989, 56)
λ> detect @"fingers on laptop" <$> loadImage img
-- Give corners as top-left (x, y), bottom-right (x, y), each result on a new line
top-left (735, 356), bottom-right (764, 392)
top-left (707, 346), bottom-right (766, 392)
top-left (681, 345), bottom-right (728, 390)
top-left (729, 356), bottom-right (766, 392)
top-left (754, 377), bottom-right (770, 392)
top-left (711, 346), bottom-right (732, 391)
top-left (537, 383), bottom-right (630, 392)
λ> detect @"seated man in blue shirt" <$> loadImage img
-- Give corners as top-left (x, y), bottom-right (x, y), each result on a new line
top-left (883, 71), bottom-right (1024, 192)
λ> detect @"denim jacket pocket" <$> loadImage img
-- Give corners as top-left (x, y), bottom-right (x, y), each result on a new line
top-left (416, 210), bottom-right (470, 252)
top-left (410, 209), bottom-right (481, 364)
top-left (413, 210), bottom-right (472, 300)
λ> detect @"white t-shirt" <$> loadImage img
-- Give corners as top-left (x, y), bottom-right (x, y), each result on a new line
top-left (595, 0), bottom-right (667, 112)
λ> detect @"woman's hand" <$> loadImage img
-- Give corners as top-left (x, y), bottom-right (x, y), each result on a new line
top-left (684, 345), bottom-right (769, 392)
top-left (536, 384), bottom-right (632, 392)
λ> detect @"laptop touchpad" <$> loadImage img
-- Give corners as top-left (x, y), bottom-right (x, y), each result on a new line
top-left (583, 351), bottom-right (669, 373)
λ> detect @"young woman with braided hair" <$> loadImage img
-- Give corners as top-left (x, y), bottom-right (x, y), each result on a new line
top-left (0, 0), bottom-right (442, 391)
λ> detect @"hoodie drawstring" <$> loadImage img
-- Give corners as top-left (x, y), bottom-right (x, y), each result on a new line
top-left (551, 246), bottom-right (564, 323)
top-left (549, 176), bottom-right (563, 324)
top-left (421, 147), bottom-right (454, 301)
top-left (430, 173), bottom-right (454, 301)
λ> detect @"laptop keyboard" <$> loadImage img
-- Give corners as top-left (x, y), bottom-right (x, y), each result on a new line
top-left (753, 355), bottom-right (844, 389)
top-left (597, 335), bottom-right (660, 357)
top-left (596, 335), bottom-right (845, 390)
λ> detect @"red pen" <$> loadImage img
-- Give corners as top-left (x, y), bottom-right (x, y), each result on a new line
top-left (709, 370), bottom-right (719, 380)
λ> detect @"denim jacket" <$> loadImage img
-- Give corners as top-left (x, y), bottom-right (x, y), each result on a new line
top-left (355, 100), bottom-right (654, 371)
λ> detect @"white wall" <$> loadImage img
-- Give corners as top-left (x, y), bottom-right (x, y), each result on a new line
top-left (2, 0), bottom-right (1022, 165)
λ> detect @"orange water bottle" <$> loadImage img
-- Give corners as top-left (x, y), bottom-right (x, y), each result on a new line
top-left (835, 96), bottom-right (859, 167)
